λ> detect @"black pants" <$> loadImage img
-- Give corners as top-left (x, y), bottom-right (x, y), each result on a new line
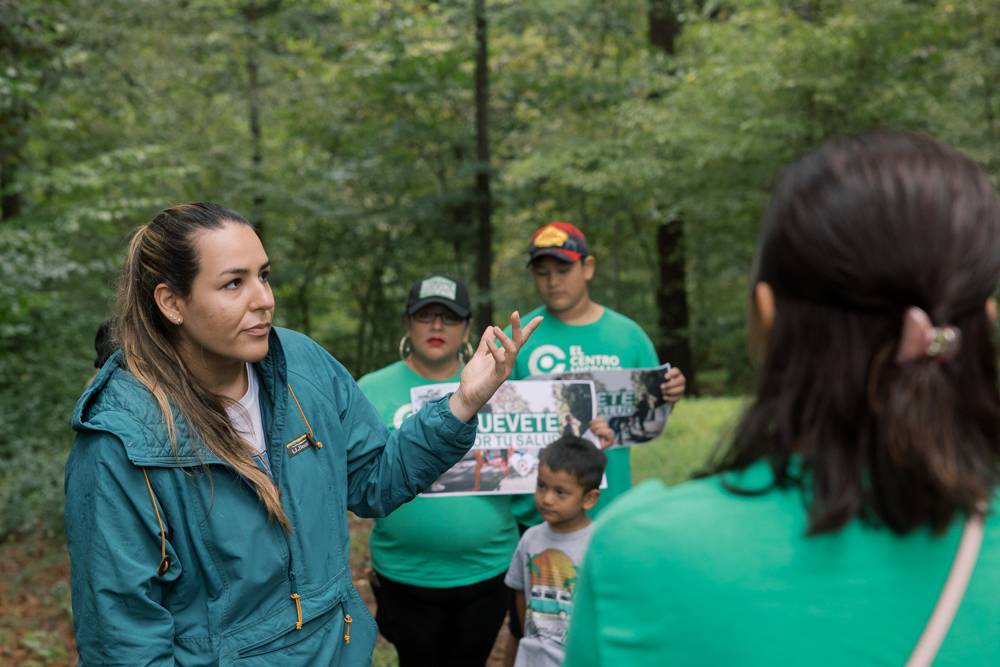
top-left (371, 570), bottom-right (508, 667)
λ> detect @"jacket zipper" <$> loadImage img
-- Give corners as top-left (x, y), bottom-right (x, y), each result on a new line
top-left (235, 594), bottom-right (348, 657)
top-left (274, 384), bottom-right (351, 646)
top-left (288, 567), bottom-right (302, 630)
top-left (290, 591), bottom-right (303, 630)
top-left (277, 383), bottom-right (306, 632)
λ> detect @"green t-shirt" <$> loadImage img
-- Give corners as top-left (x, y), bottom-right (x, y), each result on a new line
top-left (509, 305), bottom-right (660, 525)
top-left (357, 360), bottom-right (519, 588)
top-left (565, 461), bottom-right (1000, 666)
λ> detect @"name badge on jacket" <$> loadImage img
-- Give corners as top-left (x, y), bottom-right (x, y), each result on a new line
top-left (286, 433), bottom-right (320, 457)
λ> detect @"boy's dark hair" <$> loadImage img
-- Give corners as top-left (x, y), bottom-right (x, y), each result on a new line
top-left (709, 130), bottom-right (1000, 537)
top-left (539, 435), bottom-right (607, 492)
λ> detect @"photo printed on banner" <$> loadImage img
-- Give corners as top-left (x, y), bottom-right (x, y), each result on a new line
top-left (410, 380), bottom-right (597, 497)
top-left (531, 363), bottom-right (673, 448)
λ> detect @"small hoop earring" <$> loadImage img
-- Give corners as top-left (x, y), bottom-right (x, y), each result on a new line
top-left (459, 341), bottom-right (475, 364)
top-left (399, 335), bottom-right (413, 361)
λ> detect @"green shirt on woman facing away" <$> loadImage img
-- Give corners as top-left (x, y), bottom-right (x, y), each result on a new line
top-left (564, 460), bottom-right (1000, 666)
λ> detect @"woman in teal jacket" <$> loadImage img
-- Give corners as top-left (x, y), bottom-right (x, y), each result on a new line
top-left (65, 202), bottom-right (540, 666)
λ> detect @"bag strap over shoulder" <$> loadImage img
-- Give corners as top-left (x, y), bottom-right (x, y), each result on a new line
top-left (906, 514), bottom-right (985, 667)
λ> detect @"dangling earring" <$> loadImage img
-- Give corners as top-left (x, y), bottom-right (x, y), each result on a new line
top-left (399, 335), bottom-right (413, 361)
top-left (459, 341), bottom-right (475, 365)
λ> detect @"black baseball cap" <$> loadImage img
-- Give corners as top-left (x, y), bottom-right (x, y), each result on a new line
top-left (405, 273), bottom-right (471, 318)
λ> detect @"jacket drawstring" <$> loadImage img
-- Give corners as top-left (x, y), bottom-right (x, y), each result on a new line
top-left (289, 593), bottom-right (303, 630)
top-left (142, 468), bottom-right (171, 576)
top-left (140, 387), bottom-right (326, 621)
top-left (288, 384), bottom-right (323, 449)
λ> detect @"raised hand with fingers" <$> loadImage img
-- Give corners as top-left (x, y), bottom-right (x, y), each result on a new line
top-left (448, 311), bottom-right (543, 422)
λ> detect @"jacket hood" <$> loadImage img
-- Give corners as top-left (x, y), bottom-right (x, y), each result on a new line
top-left (72, 329), bottom-right (290, 468)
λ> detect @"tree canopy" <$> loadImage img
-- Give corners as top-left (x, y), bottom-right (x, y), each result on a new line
top-left (2, 0), bottom-right (999, 535)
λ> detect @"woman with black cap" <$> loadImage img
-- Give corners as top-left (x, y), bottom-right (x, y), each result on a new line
top-left (358, 272), bottom-right (519, 666)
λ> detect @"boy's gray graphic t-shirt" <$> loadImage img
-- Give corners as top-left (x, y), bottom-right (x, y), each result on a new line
top-left (505, 521), bottom-right (596, 667)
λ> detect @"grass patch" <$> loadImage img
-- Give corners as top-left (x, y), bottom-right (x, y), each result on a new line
top-left (632, 396), bottom-right (745, 486)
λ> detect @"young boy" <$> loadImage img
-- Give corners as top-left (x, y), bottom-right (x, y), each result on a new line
top-left (505, 435), bottom-right (607, 667)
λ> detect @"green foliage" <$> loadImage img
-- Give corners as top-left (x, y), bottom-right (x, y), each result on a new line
top-left (18, 629), bottom-right (69, 664)
top-left (0, 223), bottom-right (100, 536)
top-left (2, 0), bottom-right (999, 538)
top-left (0, 449), bottom-right (67, 537)
top-left (497, 0), bottom-right (1000, 393)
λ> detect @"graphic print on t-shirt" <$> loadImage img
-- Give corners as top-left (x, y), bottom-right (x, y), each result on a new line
top-left (526, 548), bottom-right (578, 643)
top-left (527, 344), bottom-right (622, 375)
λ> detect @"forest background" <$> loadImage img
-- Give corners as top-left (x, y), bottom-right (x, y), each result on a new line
top-left (1, 0), bottom-right (999, 660)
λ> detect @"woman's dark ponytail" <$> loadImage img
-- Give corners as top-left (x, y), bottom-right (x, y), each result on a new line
top-left (712, 131), bottom-right (1000, 535)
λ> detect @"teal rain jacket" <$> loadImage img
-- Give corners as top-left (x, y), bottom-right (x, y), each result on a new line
top-left (66, 328), bottom-right (476, 666)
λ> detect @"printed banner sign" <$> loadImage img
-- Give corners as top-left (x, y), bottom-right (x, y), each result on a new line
top-left (532, 363), bottom-right (673, 448)
top-left (410, 380), bottom-right (596, 497)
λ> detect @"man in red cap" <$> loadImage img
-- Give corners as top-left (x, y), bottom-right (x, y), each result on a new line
top-left (510, 221), bottom-right (686, 518)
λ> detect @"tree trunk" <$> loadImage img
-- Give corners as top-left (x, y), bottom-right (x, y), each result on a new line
top-left (0, 143), bottom-right (22, 220)
top-left (241, 1), bottom-right (279, 241)
top-left (247, 48), bottom-right (265, 239)
top-left (648, 0), bottom-right (682, 55)
top-left (354, 234), bottom-right (395, 375)
top-left (656, 221), bottom-right (697, 394)
top-left (0, 106), bottom-right (26, 220)
top-left (980, 19), bottom-right (998, 169)
top-left (355, 258), bottom-right (386, 375)
top-left (292, 236), bottom-right (320, 337)
top-left (648, 0), bottom-right (698, 393)
top-left (473, 0), bottom-right (493, 331)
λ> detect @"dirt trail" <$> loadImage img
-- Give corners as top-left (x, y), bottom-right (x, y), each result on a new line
top-left (0, 532), bottom-right (75, 666)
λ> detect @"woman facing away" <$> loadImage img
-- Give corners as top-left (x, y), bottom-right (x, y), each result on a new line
top-left (564, 130), bottom-right (1000, 666)
top-left (357, 273), bottom-right (519, 666)
top-left (64, 203), bottom-right (540, 666)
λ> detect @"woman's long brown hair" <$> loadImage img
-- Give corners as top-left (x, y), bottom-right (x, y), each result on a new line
top-left (114, 202), bottom-right (290, 530)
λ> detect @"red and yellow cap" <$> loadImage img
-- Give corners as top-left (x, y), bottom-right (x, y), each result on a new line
top-left (527, 222), bottom-right (590, 265)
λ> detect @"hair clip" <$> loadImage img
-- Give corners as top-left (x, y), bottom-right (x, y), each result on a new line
top-left (895, 307), bottom-right (961, 364)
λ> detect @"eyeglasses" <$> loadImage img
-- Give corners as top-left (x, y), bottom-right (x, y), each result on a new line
top-left (411, 310), bottom-right (466, 326)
